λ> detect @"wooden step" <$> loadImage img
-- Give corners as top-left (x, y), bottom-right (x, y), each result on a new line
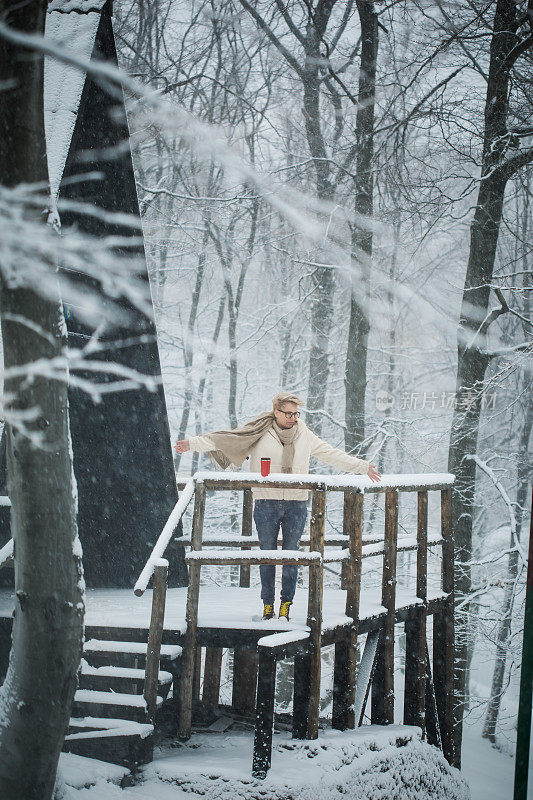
top-left (72, 689), bottom-right (163, 722)
top-left (83, 639), bottom-right (182, 670)
top-left (64, 717), bottom-right (154, 767)
top-left (79, 661), bottom-right (172, 698)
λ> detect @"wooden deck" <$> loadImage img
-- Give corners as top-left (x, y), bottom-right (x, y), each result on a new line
top-left (0, 585), bottom-right (446, 644)
top-left (0, 472), bottom-right (457, 775)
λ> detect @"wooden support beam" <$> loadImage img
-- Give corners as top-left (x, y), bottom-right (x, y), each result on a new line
top-left (192, 646), bottom-right (202, 703)
top-left (332, 491), bottom-right (363, 730)
top-left (307, 486), bottom-right (326, 739)
top-left (353, 630), bottom-right (381, 726)
top-left (252, 649), bottom-right (277, 779)
top-left (404, 490), bottom-right (427, 731)
top-left (178, 481), bottom-right (205, 740)
top-left (144, 561), bottom-right (168, 723)
top-left (372, 489), bottom-right (398, 725)
top-left (202, 646), bottom-right (223, 712)
top-left (433, 487), bottom-right (456, 766)
top-left (233, 489), bottom-right (259, 715)
top-left (233, 647), bottom-right (258, 715)
top-left (425, 644), bottom-right (442, 749)
top-left (292, 652), bottom-right (310, 739)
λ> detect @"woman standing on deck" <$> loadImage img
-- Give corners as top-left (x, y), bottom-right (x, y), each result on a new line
top-left (174, 392), bottom-right (380, 621)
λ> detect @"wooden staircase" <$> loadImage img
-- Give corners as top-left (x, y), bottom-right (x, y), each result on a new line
top-left (63, 626), bottom-right (182, 767)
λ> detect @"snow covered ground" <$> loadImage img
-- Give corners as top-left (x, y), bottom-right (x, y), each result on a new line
top-left (461, 717), bottom-right (533, 800)
top-left (57, 726), bottom-right (470, 800)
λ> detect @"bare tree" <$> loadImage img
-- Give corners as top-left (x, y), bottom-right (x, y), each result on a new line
top-left (237, 0), bottom-right (358, 434)
top-left (0, 3), bottom-right (84, 798)
top-left (445, 0), bottom-right (533, 753)
top-left (344, 0), bottom-right (379, 453)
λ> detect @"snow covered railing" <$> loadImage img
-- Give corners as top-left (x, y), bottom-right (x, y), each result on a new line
top-left (185, 549), bottom-right (321, 566)
top-left (0, 538), bottom-right (14, 570)
top-left (137, 471), bottom-right (455, 595)
top-left (134, 477), bottom-right (195, 596)
top-left (192, 470), bottom-right (455, 493)
top-left (0, 496), bottom-right (11, 507)
top-left (178, 533), bottom-right (382, 546)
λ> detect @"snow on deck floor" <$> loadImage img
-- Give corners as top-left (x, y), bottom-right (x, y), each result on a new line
top-left (0, 586), bottom-right (440, 634)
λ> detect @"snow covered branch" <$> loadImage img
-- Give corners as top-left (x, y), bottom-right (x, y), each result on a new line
top-left (465, 455), bottom-right (526, 568)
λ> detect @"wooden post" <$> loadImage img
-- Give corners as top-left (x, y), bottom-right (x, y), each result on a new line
top-left (340, 492), bottom-right (352, 590)
top-left (332, 491), bottom-right (363, 730)
top-left (203, 647), bottom-right (223, 712)
top-left (193, 646), bottom-right (202, 702)
top-left (372, 489), bottom-right (398, 725)
top-left (178, 481), bottom-right (205, 740)
top-left (233, 488), bottom-right (258, 714)
top-left (307, 486), bottom-right (325, 739)
top-left (144, 560), bottom-right (168, 723)
top-left (425, 645), bottom-right (442, 749)
top-left (404, 490), bottom-right (427, 731)
top-left (252, 649), bottom-right (277, 779)
top-left (433, 487), bottom-right (456, 765)
top-left (292, 652), bottom-right (310, 739)
top-left (233, 648), bottom-right (258, 715)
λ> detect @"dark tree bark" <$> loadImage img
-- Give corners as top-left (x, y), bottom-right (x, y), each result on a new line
top-left (0, 4), bottom-right (84, 799)
top-left (447, 0), bottom-right (533, 762)
top-left (344, 0), bottom-right (379, 453)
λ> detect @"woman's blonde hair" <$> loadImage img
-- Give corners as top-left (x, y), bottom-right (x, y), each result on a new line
top-left (272, 391), bottom-right (304, 411)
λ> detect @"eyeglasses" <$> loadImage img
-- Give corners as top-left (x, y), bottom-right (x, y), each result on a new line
top-left (279, 410), bottom-right (300, 419)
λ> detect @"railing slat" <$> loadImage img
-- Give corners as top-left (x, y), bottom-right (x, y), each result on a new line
top-left (372, 489), bottom-right (398, 725)
top-left (332, 491), bottom-right (363, 730)
top-left (178, 482), bottom-right (205, 740)
top-left (307, 486), bottom-right (325, 739)
top-left (404, 490), bottom-right (427, 730)
top-left (144, 560), bottom-right (168, 723)
top-left (433, 487), bottom-right (456, 765)
top-left (134, 477), bottom-right (195, 596)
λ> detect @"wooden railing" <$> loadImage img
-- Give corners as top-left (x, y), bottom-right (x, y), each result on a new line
top-left (134, 471), bottom-right (456, 774)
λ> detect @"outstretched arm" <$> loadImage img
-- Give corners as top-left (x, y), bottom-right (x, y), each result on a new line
top-left (310, 433), bottom-right (381, 482)
top-left (174, 435), bottom-right (216, 454)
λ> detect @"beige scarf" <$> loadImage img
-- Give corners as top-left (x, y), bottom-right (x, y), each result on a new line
top-left (206, 413), bottom-right (299, 473)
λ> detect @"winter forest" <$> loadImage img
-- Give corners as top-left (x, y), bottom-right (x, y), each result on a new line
top-left (0, 0), bottom-right (532, 799)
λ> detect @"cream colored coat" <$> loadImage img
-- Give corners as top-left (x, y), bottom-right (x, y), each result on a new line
top-left (189, 421), bottom-right (370, 500)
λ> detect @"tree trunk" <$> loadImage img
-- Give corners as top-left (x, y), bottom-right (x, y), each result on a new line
top-left (0, 4), bottom-right (84, 799)
top-left (447, 0), bottom-right (532, 762)
top-left (482, 386), bottom-right (533, 741)
top-left (302, 38), bottom-right (335, 435)
top-left (174, 236), bottom-right (208, 471)
top-left (191, 295), bottom-right (226, 474)
top-left (344, 0), bottom-right (378, 454)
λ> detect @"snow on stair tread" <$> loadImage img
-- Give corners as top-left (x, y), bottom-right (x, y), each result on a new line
top-left (80, 662), bottom-right (172, 683)
top-left (84, 639), bottom-right (182, 658)
top-left (67, 717), bottom-right (153, 740)
top-left (74, 689), bottom-right (162, 707)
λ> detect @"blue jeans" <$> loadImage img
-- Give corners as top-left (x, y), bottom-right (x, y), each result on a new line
top-left (253, 499), bottom-right (308, 603)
